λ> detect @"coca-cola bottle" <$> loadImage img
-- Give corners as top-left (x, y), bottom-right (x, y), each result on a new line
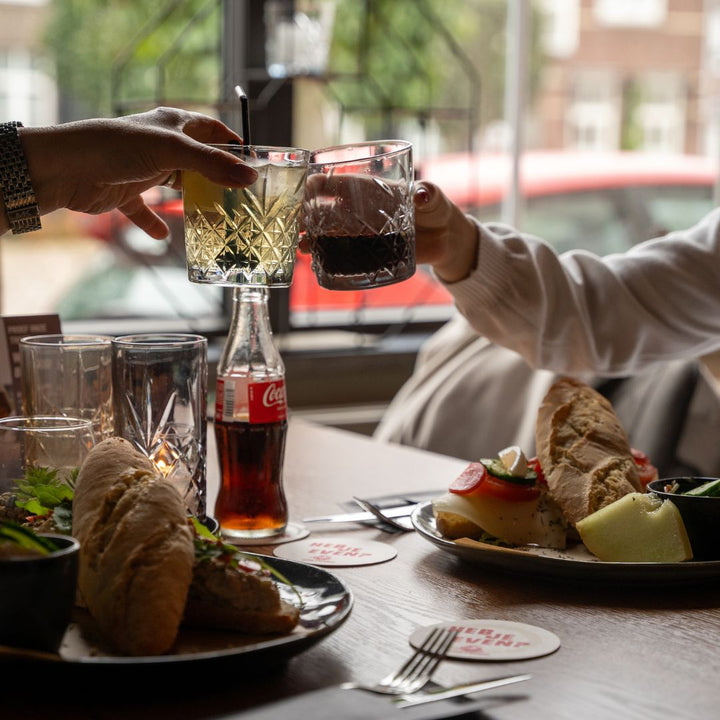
top-left (213, 286), bottom-right (288, 539)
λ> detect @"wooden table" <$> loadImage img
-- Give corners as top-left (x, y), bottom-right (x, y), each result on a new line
top-left (11, 419), bottom-right (720, 719)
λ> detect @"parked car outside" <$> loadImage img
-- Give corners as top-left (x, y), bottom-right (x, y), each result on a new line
top-left (420, 150), bottom-right (717, 254)
top-left (57, 152), bottom-right (718, 325)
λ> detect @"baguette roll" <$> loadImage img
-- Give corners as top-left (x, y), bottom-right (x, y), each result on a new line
top-left (72, 437), bottom-right (194, 656)
top-left (535, 377), bottom-right (642, 528)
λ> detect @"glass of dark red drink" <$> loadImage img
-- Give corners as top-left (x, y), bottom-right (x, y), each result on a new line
top-left (302, 140), bottom-right (415, 290)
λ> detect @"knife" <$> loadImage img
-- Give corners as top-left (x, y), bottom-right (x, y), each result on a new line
top-left (302, 503), bottom-right (419, 524)
top-left (394, 673), bottom-right (532, 708)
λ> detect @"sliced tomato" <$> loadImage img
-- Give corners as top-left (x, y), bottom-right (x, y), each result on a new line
top-left (450, 462), bottom-right (541, 502)
top-left (479, 475), bottom-right (542, 502)
top-left (449, 462), bottom-right (489, 495)
top-left (527, 456), bottom-right (546, 486)
top-left (631, 448), bottom-right (658, 487)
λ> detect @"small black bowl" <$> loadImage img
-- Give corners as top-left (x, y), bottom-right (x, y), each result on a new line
top-left (647, 478), bottom-right (720, 561)
top-left (0, 533), bottom-right (79, 653)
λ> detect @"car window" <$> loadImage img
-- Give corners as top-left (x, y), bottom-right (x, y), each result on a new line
top-left (472, 190), bottom-right (630, 255)
top-left (638, 185), bottom-right (714, 235)
top-left (525, 191), bottom-right (630, 255)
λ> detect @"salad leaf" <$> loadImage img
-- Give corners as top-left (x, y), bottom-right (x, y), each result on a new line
top-left (14, 466), bottom-right (77, 518)
top-left (51, 503), bottom-right (74, 535)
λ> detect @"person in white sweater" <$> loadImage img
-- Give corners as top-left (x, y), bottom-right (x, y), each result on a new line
top-left (375, 180), bottom-right (720, 478)
top-left (413, 179), bottom-right (720, 377)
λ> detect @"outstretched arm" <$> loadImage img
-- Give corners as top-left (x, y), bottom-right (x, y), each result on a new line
top-left (414, 180), bottom-right (720, 375)
top-left (2, 107), bottom-right (257, 238)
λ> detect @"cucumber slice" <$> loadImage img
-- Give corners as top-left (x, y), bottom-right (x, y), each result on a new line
top-left (684, 478), bottom-right (720, 497)
top-left (480, 458), bottom-right (537, 485)
top-left (0, 521), bottom-right (57, 554)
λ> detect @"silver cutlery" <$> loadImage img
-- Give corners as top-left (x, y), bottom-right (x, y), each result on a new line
top-left (341, 626), bottom-right (458, 696)
top-left (395, 673), bottom-right (532, 708)
top-left (352, 496), bottom-right (415, 532)
top-left (302, 503), bottom-right (419, 525)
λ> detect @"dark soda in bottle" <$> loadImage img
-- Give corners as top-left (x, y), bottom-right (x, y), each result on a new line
top-left (213, 287), bottom-right (288, 539)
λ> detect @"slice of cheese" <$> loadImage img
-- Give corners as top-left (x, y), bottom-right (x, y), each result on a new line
top-left (432, 490), bottom-right (567, 549)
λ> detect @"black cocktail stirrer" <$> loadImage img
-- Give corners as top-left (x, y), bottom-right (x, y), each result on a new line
top-left (216, 85), bottom-right (254, 271)
top-left (234, 85), bottom-right (251, 146)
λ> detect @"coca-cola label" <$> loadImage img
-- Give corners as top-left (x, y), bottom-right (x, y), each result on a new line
top-left (249, 379), bottom-right (287, 423)
top-left (216, 376), bottom-right (287, 424)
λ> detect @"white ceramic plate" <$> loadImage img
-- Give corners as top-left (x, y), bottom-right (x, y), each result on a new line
top-left (411, 501), bottom-right (720, 585)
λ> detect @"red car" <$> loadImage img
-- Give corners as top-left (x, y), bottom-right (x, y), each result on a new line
top-left (419, 150), bottom-right (717, 254)
top-left (64, 151), bottom-right (716, 322)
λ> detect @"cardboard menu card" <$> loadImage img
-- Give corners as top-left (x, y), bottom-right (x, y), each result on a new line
top-left (0, 314), bottom-right (61, 416)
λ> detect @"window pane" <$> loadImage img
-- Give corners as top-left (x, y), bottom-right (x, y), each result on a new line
top-left (524, 191), bottom-right (630, 255)
top-left (641, 185), bottom-right (715, 234)
top-left (3, 1), bottom-right (720, 338)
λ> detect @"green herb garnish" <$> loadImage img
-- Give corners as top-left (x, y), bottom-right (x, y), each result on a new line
top-left (476, 531), bottom-right (514, 547)
top-left (12, 466), bottom-right (77, 534)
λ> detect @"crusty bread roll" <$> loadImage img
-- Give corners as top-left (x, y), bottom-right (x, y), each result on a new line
top-left (435, 511), bottom-right (483, 540)
top-left (72, 437), bottom-right (194, 656)
top-left (535, 377), bottom-right (642, 527)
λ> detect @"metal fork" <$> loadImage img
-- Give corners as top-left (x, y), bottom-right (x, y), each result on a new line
top-left (341, 626), bottom-right (458, 695)
top-left (352, 496), bottom-right (415, 532)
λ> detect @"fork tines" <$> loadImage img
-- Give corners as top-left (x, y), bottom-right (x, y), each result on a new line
top-left (391, 626), bottom-right (458, 688)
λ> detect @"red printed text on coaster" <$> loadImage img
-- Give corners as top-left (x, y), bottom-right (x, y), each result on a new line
top-left (410, 620), bottom-right (560, 661)
top-left (274, 536), bottom-right (397, 566)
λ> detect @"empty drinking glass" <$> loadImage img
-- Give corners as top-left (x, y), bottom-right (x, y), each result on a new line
top-left (20, 334), bottom-right (114, 440)
top-left (112, 334), bottom-right (208, 518)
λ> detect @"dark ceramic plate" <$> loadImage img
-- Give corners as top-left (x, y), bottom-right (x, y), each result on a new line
top-left (411, 502), bottom-right (720, 585)
top-left (4, 553), bottom-right (352, 673)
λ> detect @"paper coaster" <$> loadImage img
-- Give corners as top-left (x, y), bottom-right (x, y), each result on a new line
top-left (223, 522), bottom-right (310, 547)
top-left (410, 620), bottom-right (560, 661)
top-left (274, 536), bottom-right (397, 566)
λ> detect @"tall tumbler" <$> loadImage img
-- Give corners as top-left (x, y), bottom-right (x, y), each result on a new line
top-left (112, 334), bottom-right (208, 519)
top-left (20, 334), bottom-right (114, 440)
top-left (302, 140), bottom-right (415, 290)
top-left (183, 144), bottom-right (309, 287)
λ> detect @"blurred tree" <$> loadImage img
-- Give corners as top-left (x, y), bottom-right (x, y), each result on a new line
top-left (43, 0), bottom-right (544, 150)
top-left (327, 0), bottom-right (544, 150)
top-left (621, 79), bottom-right (644, 151)
top-left (43, 0), bottom-right (221, 120)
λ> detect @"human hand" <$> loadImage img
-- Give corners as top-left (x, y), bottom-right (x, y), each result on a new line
top-left (18, 107), bottom-right (258, 238)
top-left (414, 180), bottom-right (479, 283)
top-left (299, 174), bottom-right (478, 282)
top-left (299, 171), bottom-right (413, 252)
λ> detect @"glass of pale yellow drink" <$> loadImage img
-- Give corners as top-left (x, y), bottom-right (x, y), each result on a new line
top-left (182, 145), bottom-right (309, 288)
